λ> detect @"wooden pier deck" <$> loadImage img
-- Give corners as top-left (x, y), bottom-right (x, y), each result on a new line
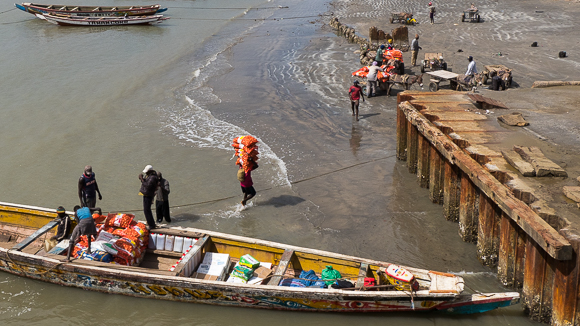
top-left (396, 90), bottom-right (580, 325)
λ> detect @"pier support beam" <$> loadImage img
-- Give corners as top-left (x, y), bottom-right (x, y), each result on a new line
top-left (551, 231), bottom-right (580, 326)
top-left (396, 106), bottom-right (407, 160)
top-left (523, 237), bottom-right (547, 321)
top-left (498, 213), bottom-right (526, 287)
top-left (416, 134), bottom-right (430, 188)
top-left (443, 160), bottom-right (461, 222)
top-left (407, 122), bottom-right (418, 174)
top-left (477, 195), bottom-right (500, 267)
top-left (459, 173), bottom-right (478, 242)
top-left (429, 147), bottom-right (445, 204)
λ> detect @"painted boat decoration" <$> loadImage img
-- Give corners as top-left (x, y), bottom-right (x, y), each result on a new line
top-left (15, 3), bottom-right (167, 17)
top-left (0, 201), bottom-right (520, 314)
top-left (36, 13), bottom-right (169, 26)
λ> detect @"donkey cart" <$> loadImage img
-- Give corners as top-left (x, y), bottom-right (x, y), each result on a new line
top-left (421, 53), bottom-right (448, 73)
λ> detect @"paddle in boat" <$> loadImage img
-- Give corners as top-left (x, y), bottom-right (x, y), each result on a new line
top-left (36, 13), bottom-right (169, 26)
top-left (0, 201), bottom-right (520, 314)
top-left (14, 3), bottom-right (167, 17)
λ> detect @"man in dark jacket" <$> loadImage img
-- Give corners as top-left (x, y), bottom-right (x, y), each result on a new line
top-left (155, 171), bottom-right (171, 224)
top-left (78, 165), bottom-right (102, 208)
top-left (51, 206), bottom-right (72, 242)
top-left (139, 165), bottom-right (158, 229)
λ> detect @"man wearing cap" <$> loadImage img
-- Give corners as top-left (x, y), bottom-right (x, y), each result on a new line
top-left (429, 2), bottom-right (436, 24)
top-left (348, 80), bottom-right (365, 121)
top-left (410, 34), bottom-right (422, 66)
top-left (52, 206), bottom-right (72, 242)
top-left (366, 61), bottom-right (385, 98)
top-left (139, 165), bottom-right (159, 229)
top-left (78, 165), bottom-right (102, 208)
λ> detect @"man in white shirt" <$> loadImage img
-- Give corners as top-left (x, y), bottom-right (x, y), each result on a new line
top-left (366, 61), bottom-right (385, 97)
top-left (465, 56), bottom-right (477, 76)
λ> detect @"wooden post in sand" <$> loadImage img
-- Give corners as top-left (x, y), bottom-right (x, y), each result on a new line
top-left (396, 106), bottom-right (407, 160)
top-left (416, 134), bottom-right (430, 188)
top-left (522, 237), bottom-right (548, 321)
top-left (407, 121), bottom-right (418, 174)
top-left (443, 160), bottom-right (461, 222)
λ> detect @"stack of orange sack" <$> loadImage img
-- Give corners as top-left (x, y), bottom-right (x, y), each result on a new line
top-left (72, 213), bottom-right (149, 266)
top-left (232, 135), bottom-right (259, 173)
top-left (352, 65), bottom-right (398, 83)
top-left (384, 49), bottom-right (404, 62)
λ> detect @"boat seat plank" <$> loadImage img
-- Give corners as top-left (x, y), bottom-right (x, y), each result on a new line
top-left (149, 227), bottom-right (204, 239)
top-left (11, 220), bottom-right (58, 251)
top-left (268, 249), bottom-right (294, 285)
top-left (146, 249), bottom-right (184, 258)
top-left (174, 235), bottom-right (209, 277)
top-left (43, 253), bottom-right (176, 276)
top-left (356, 263), bottom-right (369, 290)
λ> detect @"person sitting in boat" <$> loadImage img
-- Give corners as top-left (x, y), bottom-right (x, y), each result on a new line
top-left (51, 206), bottom-right (72, 242)
top-left (66, 206), bottom-right (101, 262)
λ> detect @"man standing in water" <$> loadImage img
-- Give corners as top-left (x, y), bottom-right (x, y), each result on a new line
top-left (139, 165), bottom-right (158, 229)
top-left (78, 165), bottom-right (102, 208)
top-left (239, 162), bottom-right (257, 206)
top-left (348, 80), bottom-right (364, 121)
top-left (155, 171), bottom-right (171, 224)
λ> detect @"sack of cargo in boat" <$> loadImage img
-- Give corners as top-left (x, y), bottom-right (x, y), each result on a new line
top-left (114, 237), bottom-right (137, 252)
top-left (92, 213), bottom-right (107, 224)
top-left (105, 213), bottom-right (134, 228)
top-left (321, 265), bottom-right (342, 285)
top-left (279, 278), bottom-right (306, 287)
top-left (231, 264), bottom-right (254, 281)
top-left (239, 254), bottom-right (260, 269)
top-left (132, 223), bottom-right (147, 237)
top-left (331, 279), bottom-right (354, 289)
top-left (44, 238), bottom-right (58, 252)
top-left (101, 242), bottom-right (118, 255)
top-left (298, 270), bottom-right (326, 288)
top-left (79, 249), bottom-right (113, 263)
top-left (385, 264), bottom-right (415, 291)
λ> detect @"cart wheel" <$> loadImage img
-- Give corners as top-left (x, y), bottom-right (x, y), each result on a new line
top-left (506, 76), bottom-right (512, 88)
top-left (390, 17), bottom-right (394, 23)
top-left (450, 80), bottom-right (458, 90)
top-left (461, 14), bottom-right (465, 22)
top-left (429, 82), bottom-right (439, 92)
top-left (476, 14), bottom-right (480, 22)
top-left (482, 74), bottom-right (488, 85)
top-left (420, 65), bottom-right (425, 74)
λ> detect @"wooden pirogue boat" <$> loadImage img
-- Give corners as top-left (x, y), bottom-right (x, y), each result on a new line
top-left (36, 13), bottom-right (169, 26)
top-left (0, 202), bottom-right (520, 314)
top-left (14, 3), bottom-right (167, 17)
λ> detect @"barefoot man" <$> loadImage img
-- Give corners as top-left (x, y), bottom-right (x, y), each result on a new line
top-left (348, 80), bottom-right (365, 121)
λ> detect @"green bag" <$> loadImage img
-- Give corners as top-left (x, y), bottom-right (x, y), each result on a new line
top-left (321, 265), bottom-right (341, 285)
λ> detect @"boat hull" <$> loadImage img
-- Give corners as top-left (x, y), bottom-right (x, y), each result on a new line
top-left (15, 3), bottom-right (164, 17)
top-left (40, 14), bottom-right (168, 26)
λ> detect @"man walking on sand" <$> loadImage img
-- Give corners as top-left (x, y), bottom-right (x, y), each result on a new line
top-left (410, 34), bottom-right (422, 66)
top-left (348, 80), bottom-right (364, 121)
top-left (429, 2), bottom-right (436, 24)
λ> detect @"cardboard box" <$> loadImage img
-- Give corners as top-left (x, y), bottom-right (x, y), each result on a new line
top-left (253, 266), bottom-right (272, 279)
top-left (193, 273), bottom-right (221, 281)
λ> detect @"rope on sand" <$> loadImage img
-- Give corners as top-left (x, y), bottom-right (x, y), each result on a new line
top-left (114, 153), bottom-right (396, 213)
top-left (531, 81), bottom-right (580, 88)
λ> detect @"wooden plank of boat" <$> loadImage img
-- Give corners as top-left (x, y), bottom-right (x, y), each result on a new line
top-left (173, 235), bottom-right (209, 276)
top-left (267, 249), bottom-right (294, 285)
top-left (11, 219), bottom-right (57, 251)
top-left (0, 202), bottom-right (521, 314)
top-left (15, 3), bottom-right (165, 17)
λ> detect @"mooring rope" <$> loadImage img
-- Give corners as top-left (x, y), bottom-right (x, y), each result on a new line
top-left (112, 153), bottom-right (396, 213)
top-left (0, 8), bottom-right (16, 15)
top-left (171, 14), bottom-right (331, 21)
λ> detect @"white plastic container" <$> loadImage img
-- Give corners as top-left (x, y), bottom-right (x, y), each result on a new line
top-left (174, 236), bottom-right (184, 252)
top-left (164, 235), bottom-right (175, 251)
top-left (156, 234), bottom-right (166, 250)
top-left (148, 233), bottom-right (156, 249)
top-left (182, 237), bottom-right (193, 253)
